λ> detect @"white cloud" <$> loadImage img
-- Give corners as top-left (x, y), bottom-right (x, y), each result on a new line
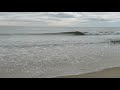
top-left (0, 12), bottom-right (120, 27)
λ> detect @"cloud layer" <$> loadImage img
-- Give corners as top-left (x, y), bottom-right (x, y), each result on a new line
top-left (0, 12), bottom-right (120, 27)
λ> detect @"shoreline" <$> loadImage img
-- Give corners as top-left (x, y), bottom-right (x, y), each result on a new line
top-left (56, 67), bottom-right (120, 78)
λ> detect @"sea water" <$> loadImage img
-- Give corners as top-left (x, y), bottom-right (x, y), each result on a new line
top-left (0, 26), bottom-right (120, 78)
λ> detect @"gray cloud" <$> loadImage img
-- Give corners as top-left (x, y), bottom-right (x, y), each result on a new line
top-left (86, 18), bottom-right (113, 22)
top-left (45, 12), bottom-right (75, 18)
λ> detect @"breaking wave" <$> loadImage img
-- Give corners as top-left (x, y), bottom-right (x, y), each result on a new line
top-left (1, 31), bottom-right (120, 36)
top-left (0, 31), bottom-right (85, 36)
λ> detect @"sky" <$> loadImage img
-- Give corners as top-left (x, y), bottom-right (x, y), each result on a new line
top-left (0, 12), bottom-right (120, 27)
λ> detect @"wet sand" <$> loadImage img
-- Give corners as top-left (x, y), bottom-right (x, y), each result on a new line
top-left (57, 67), bottom-right (120, 78)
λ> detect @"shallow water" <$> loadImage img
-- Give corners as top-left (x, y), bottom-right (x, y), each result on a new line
top-left (0, 27), bottom-right (120, 78)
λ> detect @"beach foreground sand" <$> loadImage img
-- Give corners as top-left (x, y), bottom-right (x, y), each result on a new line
top-left (57, 67), bottom-right (120, 78)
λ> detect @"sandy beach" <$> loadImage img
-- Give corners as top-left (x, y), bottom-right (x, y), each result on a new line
top-left (57, 67), bottom-right (120, 78)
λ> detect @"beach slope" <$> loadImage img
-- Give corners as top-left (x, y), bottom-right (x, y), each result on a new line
top-left (57, 67), bottom-right (120, 78)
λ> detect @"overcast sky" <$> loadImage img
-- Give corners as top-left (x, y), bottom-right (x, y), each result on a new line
top-left (0, 12), bottom-right (120, 27)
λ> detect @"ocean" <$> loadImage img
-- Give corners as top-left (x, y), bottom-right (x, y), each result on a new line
top-left (0, 26), bottom-right (120, 78)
